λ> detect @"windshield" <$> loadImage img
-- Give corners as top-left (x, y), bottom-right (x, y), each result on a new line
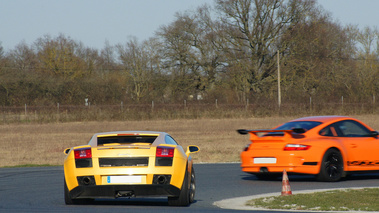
top-left (275, 121), bottom-right (322, 131)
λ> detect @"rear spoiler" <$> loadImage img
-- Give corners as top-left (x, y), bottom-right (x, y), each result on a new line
top-left (237, 128), bottom-right (306, 135)
top-left (237, 128), bottom-right (306, 140)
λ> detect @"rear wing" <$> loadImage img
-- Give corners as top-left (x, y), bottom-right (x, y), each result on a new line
top-left (237, 128), bottom-right (306, 141)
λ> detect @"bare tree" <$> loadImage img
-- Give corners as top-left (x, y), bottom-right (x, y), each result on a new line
top-left (8, 41), bottom-right (37, 71)
top-left (214, 0), bottom-right (315, 100)
top-left (355, 26), bottom-right (379, 99)
top-left (157, 6), bottom-right (226, 101)
top-left (0, 42), bottom-right (4, 59)
top-left (99, 40), bottom-right (119, 73)
top-left (117, 38), bottom-right (152, 102)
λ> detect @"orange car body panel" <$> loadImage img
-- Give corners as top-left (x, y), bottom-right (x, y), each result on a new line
top-left (240, 116), bottom-right (379, 175)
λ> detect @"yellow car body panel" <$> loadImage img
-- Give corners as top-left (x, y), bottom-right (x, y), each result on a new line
top-left (64, 146), bottom-right (187, 191)
top-left (63, 131), bottom-right (199, 205)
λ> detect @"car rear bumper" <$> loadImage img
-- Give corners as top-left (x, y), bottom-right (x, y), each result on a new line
top-left (240, 150), bottom-right (320, 175)
top-left (69, 184), bottom-right (181, 199)
top-left (241, 165), bottom-right (319, 175)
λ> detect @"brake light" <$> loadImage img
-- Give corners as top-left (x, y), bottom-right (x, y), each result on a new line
top-left (156, 146), bottom-right (174, 157)
top-left (283, 144), bottom-right (311, 151)
top-left (74, 148), bottom-right (92, 159)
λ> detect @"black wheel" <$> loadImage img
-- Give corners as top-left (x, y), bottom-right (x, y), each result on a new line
top-left (64, 179), bottom-right (75, 205)
top-left (64, 179), bottom-right (93, 205)
top-left (189, 167), bottom-right (196, 203)
top-left (168, 166), bottom-right (195, 206)
top-left (317, 149), bottom-right (344, 182)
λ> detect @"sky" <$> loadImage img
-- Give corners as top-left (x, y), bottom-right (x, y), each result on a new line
top-left (0, 0), bottom-right (378, 52)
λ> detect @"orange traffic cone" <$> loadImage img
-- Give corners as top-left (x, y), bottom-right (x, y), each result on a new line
top-left (281, 169), bottom-right (292, 196)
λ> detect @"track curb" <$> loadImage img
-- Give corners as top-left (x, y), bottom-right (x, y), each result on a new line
top-left (213, 187), bottom-right (379, 212)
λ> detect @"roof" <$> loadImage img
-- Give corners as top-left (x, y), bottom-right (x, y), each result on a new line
top-left (291, 115), bottom-right (350, 123)
top-left (93, 131), bottom-right (167, 137)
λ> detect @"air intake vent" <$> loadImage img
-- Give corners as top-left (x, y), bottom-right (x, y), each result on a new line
top-left (99, 157), bottom-right (148, 167)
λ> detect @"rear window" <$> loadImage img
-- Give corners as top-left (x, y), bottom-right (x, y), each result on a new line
top-left (275, 121), bottom-right (322, 131)
top-left (263, 121), bottom-right (321, 137)
top-left (97, 136), bottom-right (157, 146)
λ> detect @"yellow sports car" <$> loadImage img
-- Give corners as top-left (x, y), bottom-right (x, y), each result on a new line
top-left (63, 131), bottom-right (199, 206)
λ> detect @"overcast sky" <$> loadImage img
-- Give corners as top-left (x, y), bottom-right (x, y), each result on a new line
top-left (0, 0), bottom-right (378, 52)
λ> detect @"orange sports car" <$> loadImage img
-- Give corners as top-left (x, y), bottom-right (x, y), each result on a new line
top-left (238, 116), bottom-right (379, 181)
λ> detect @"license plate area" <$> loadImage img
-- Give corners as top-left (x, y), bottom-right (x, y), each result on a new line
top-left (103, 175), bottom-right (144, 184)
top-left (254, 157), bottom-right (277, 164)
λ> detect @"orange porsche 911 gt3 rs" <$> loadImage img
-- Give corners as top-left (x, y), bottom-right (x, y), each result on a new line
top-left (63, 131), bottom-right (199, 206)
top-left (238, 116), bottom-right (379, 181)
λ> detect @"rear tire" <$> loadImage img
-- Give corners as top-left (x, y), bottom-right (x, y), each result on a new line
top-left (168, 166), bottom-right (195, 206)
top-left (64, 179), bottom-right (75, 205)
top-left (317, 149), bottom-right (344, 182)
top-left (64, 179), bottom-right (93, 205)
top-left (189, 167), bottom-right (196, 203)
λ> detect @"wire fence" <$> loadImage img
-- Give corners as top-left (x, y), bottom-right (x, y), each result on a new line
top-left (0, 101), bottom-right (377, 123)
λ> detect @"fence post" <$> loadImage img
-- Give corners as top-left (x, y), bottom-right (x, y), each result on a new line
top-left (121, 101), bottom-right (123, 112)
top-left (310, 97), bottom-right (312, 112)
top-left (184, 100), bottom-right (187, 108)
top-left (216, 99), bottom-right (218, 108)
top-left (152, 101), bottom-right (154, 111)
top-left (246, 99), bottom-right (249, 111)
top-left (57, 103), bottom-right (60, 122)
top-left (25, 104), bottom-right (27, 116)
top-left (373, 95), bottom-right (376, 113)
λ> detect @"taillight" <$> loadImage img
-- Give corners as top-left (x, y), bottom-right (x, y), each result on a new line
top-left (283, 144), bottom-right (311, 151)
top-left (74, 148), bottom-right (92, 159)
top-left (156, 146), bottom-right (174, 157)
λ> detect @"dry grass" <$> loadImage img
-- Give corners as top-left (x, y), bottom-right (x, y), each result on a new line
top-left (0, 115), bottom-right (378, 167)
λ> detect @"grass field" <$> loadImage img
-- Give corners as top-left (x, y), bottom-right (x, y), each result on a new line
top-left (1, 115), bottom-right (378, 167)
top-left (247, 188), bottom-right (379, 211)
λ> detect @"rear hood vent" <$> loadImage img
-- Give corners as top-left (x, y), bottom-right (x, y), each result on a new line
top-left (97, 145), bottom-right (151, 150)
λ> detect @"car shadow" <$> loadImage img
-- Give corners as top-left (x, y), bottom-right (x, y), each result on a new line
top-left (241, 172), bottom-right (379, 182)
top-left (73, 198), bottom-right (198, 207)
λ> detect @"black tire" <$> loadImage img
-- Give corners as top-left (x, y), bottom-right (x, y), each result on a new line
top-left (189, 167), bottom-right (196, 203)
top-left (64, 179), bottom-right (75, 205)
top-left (64, 179), bottom-right (93, 205)
top-left (317, 149), bottom-right (344, 182)
top-left (168, 166), bottom-right (195, 206)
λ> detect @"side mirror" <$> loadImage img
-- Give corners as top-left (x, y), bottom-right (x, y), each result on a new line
top-left (186, 145), bottom-right (200, 156)
top-left (64, 148), bottom-right (71, 155)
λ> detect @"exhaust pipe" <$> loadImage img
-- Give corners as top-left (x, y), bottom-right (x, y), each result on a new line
top-left (82, 177), bottom-right (92, 185)
top-left (157, 175), bottom-right (167, 184)
top-left (153, 174), bottom-right (171, 184)
top-left (77, 176), bottom-right (95, 186)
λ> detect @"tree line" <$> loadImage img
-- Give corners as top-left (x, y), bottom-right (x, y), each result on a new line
top-left (0, 0), bottom-right (378, 107)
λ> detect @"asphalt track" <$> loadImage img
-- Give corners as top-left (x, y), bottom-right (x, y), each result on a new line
top-left (0, 163), bottom-right (379, 213)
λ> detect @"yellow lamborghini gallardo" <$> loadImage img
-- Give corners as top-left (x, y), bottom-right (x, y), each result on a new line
top-left (63, 131), bottom-right (199, 206)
